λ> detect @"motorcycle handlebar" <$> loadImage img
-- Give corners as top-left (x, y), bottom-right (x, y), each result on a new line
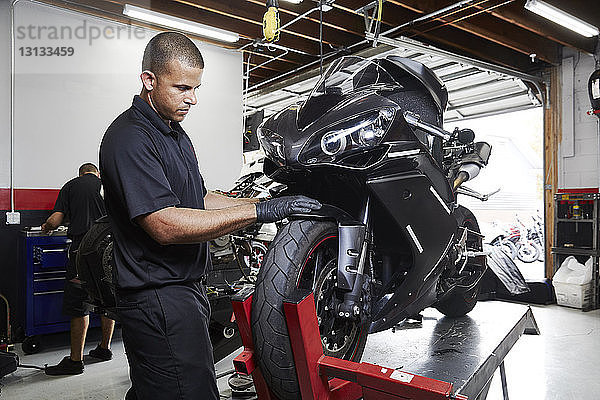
top-left (403, 111), bottom-right (451, 141)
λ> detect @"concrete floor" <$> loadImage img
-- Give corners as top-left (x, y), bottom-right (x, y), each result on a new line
top-left (1, 301), bottom-right (598, 399)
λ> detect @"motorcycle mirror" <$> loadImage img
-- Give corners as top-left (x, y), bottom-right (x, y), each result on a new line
top-left (269, 184), bottom-right (287, 197)
top-left (458, 129), bottom-right (475, 144)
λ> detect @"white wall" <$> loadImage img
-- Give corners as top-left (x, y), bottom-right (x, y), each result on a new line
top-left (559, 48), bottom-right (599, 189)
top-left (3, 0), bottom-right (243, 193)
top-left (0, 1), bottom-right (11, 190)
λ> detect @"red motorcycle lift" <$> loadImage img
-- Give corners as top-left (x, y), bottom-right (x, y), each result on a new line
top-left (230, 288), bottom-right (539, 400)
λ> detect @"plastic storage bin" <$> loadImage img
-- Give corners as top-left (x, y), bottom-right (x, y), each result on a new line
top-left (553, 256), bottom-right (593, 309)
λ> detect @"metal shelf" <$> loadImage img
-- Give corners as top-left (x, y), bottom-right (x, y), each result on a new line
top-left (553, 193), bottom-right (599, 310)
top-left (557, 218), bottom-right (594, 223)
top-left (552, 247), bottom-right (598, 256)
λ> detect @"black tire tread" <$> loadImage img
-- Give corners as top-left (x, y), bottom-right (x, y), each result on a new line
top-left (251, 220), bottom-right (339, 399)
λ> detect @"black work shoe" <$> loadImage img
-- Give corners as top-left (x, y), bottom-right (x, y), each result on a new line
top-left (45, 356), bottom-right (84, 376)
top-left (88, 345), bottom-right (113, 361)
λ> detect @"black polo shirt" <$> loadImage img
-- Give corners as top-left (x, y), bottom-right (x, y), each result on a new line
top-left (99, 95), bottom-right (211, 290)
top-left (53, 173), bottom-right (106, 246)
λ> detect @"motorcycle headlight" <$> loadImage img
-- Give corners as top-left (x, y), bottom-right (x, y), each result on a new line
top-left (300, 107), bottom-right (395, 165)
top-left (258, 126), bottom-right (285, 165)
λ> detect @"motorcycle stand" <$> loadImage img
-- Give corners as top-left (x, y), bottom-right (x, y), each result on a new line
top-left (231, 287), bottom-right (470, 400)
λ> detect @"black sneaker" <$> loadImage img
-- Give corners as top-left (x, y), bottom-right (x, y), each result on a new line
top-left (45, 356), bottom-right (84, 376)
top-left (88, 345), bottom-right (113, 361)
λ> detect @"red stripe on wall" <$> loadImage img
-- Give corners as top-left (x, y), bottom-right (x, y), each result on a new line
top-left (0, 189), bottom-right (8, 210)
top-left (0, 188), bottom-right (60, 210)
top-left (557, 188), bottom-right (599, 194)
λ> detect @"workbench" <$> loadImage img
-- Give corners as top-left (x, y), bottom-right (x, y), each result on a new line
top-left (360, 301), bottom-right (539, 399)
top-left (226, 295), bottom-right (538, 400)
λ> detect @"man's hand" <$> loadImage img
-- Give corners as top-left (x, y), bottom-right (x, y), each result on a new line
top-left (41, 211), bottom-right (64, 233)
top-left (255, 195), bottom-right (322, 224)
top-left (41, 222), bottom-right (51, 233)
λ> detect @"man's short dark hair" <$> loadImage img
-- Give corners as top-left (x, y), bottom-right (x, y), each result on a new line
top-left (79, 163), bottom-right (98, 176)
top-left (142, 32), bottom-right (204, 76)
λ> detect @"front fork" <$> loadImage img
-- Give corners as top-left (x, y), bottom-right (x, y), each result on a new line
top-left (336, 196), bottom-right (372, 321)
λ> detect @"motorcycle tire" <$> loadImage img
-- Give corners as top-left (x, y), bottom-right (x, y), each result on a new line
top-left (435, 206), bottom-right (484, 317)
top-left (517, 242), bottom-right (540, 263)
top-left (251, 220), bottom-right (369, 400)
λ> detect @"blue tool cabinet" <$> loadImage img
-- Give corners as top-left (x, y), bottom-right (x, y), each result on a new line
top-left (19, 229), bottom-right (99, 353)
top-left (19, 229), bottom-right (71, 353)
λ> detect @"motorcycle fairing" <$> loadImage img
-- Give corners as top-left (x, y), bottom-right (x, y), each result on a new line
top-left (259, 57), bottom-right (445, 173)
top-left (298, 56), bottom-right (447, 131)
top-left (369, 237), bottom-right (455, 333)
top-left (261, 93), bottom-right (413, 170)
top-left (383, 56), bottom-right (448, 115)
top-left (372, 146), bottom-right (455, 205)
top-left (366, 171), bottom-right (457, 332)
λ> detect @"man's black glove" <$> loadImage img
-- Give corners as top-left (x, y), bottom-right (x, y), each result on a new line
top-left (255, 195), bottom-right (322, 223)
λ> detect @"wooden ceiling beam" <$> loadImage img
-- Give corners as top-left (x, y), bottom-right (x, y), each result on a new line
top-left (336, 0), bottom-right (546, 73)
top-left (485, 1), bottom-right (597, 54)
top-left (385, 0), bottom-right (560, 64)
top-left (441, 12), bottom-right (560, 63)
top-left (248, 0), bottom-right (367, 36)
top-left (243, 60), bottom-right (281, 73)
top-left (248, 70), bottom-right (270, 79)
top-left (418, 24), bottom-right (543, 73)
top-left (242, 49), bottom-right (303, 66)
top-left (173, 0), bottom-right (360, 49)
top-left (244, 0), bottom-right (365, 41)
top-left (243, 54), bottom-right (301, 75)
top-left (111, 0), bottom-right (323, 56)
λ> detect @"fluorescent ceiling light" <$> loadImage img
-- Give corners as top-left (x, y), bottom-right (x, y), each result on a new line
top-left (282, 0), bottom-right (303, 3)
top-left (524, 0), bottom-right (599, 38)
top-left (123, 4), bottom-right (239, 42)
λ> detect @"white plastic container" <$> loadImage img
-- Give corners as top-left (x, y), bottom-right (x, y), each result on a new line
top-left (553, 256), bottom-right (593, 309)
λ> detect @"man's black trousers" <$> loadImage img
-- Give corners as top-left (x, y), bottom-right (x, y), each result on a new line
top-left (116, 281), bottom-right (219, 400)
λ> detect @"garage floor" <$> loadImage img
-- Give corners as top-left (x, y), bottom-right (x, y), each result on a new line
top-left (1, 302), bottom-right (598, 400)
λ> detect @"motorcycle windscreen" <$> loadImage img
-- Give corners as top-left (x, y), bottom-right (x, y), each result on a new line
top-left (367, 172), bottom-right (457, 332)
top-left (297, 56), bottom-right (400, 130)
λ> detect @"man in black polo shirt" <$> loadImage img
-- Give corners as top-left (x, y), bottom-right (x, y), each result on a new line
top-left (42, 163), bottom-right (116, 375)
top-left (99, 32), bottom-right (320, 400)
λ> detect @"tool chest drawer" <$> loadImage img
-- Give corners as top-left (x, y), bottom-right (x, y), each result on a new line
top-left (20, 229), bottom-right (71, 336)
top-left (33, 245), bottom-right (69, 271)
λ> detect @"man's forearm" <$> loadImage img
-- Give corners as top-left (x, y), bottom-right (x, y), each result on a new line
top-left (137, 204), bottom-right (257, 245)
top-left (204, 191), bottom-right (260, 210)
top-left (42, 212), bottom-right (64, 232)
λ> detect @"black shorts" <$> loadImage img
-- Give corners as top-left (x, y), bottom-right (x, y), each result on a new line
top-left (62, 280), bottom-right (93, 317)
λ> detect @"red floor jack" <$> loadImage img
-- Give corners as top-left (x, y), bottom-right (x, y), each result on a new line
top-left (231, 288), bottom-right (468, 400)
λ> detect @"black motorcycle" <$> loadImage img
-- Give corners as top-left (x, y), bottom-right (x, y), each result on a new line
top-left (251, 55), bottom-right (492, 399)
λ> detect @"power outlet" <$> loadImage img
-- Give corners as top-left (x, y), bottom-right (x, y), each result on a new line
top-left (6, 211), bottom-right (21, 225)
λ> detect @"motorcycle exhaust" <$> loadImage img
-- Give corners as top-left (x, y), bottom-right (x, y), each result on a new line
top-left (453, 163), bottom-right (481, 189)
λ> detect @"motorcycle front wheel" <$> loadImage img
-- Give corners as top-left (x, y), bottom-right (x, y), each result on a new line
top-left (251, 220), bottom-right (369, 400)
